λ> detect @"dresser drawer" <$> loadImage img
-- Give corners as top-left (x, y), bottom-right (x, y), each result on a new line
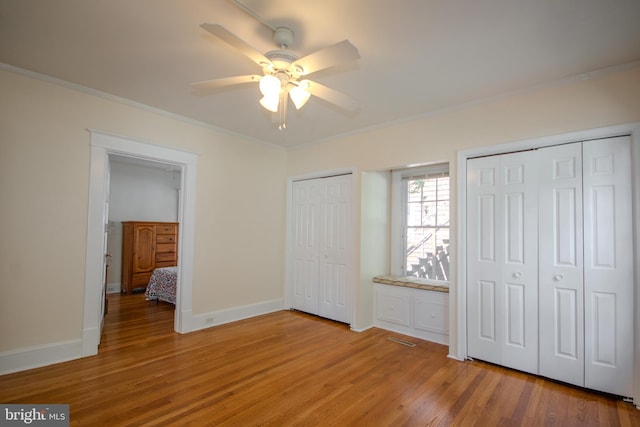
top-left (155, 224), bottom-right (177, 235)
top-left (156, 234), bottom-right (176, 243)
top-left (132, 272), bottom-right (152, 286)
top-left (155, 261), bottom-right (177, 268)
top-left (156, 243), bottom-right (176, 253)
top-left (156, 252), bottom-right (177, 262)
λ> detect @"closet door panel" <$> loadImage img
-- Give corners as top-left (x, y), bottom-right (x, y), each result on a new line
top-left (538, 143), bottom-right (584, 387)
top-left (291, 180), bottom-right (321, 315)
top-left (467, 156), bottom-right (502, 363)
top-left (467, 152), bottom-right (538, 373)
top-left (583, 136), bottom-right (633, 397)
top-left (500, 152), bottom-right (539, 373)
top-left (505, 283), bottom-right (525, 346)
top-left (318, 175), bottom-right (352, 323)
top-left (292, 175), bottom-right (352, 323)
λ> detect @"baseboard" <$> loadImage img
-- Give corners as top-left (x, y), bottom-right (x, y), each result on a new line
top-left (447, 353), bottom-right (466, 361)
top-left (106, 282), bottom-right (121, 294)
top-left (373, 321), bottom-right (449, 346)
top-left (82, 326), bottom-right (100, 357)
top-left (350, 324), bottom-right (373, 333)
top-left (190, 298), bottom-right (284, 332)
top-left (0, 339), bottom-right (83, 375)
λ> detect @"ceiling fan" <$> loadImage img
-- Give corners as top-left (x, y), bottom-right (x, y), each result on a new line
top-left (192, 19), bottom-right (360, 130)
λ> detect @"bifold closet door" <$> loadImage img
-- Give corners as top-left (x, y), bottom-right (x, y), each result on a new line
top-left (468, 136), bottom-right (634, 397)
top-left (467, 151), bottom-right (538, 374)
top-left (538, 142), bottom-right (585, 387)
top-left (291, 175), bottom-right (352, 323)
top-left (291, 178), bottom-right (322, 316)
top-left (582, 136), bottom-right (633, 397)
top-left (538, 137), bottom-right (633, 396)
top-left (317, 175), bottom-right (351, 323)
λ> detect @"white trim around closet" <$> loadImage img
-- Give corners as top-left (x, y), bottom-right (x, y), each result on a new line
top-left (456, 123), bottom-right (640, 407)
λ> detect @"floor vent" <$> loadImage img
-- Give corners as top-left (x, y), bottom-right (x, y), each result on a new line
top-left (387, 337), bottom-right (416, 347)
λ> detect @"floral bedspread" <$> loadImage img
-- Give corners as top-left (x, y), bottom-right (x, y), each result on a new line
top-left (145, 266), bottom-right (178, 304)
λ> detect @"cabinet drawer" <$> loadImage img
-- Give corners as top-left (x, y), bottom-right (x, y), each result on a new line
top-left (156, 252), bottom-right (177, 262)
top-left (156, 234), bottom-right (176, 243)
top-left (155, 261), bottom-right (177, 268)
top-left (156, 243), bottom-right (176, 253)
top-left (376, 289), bottom-right (411, 326)
top-left (155, 224), bottom-right (177, 235)
top-left (414, 292), bottom-right (448, 335)
top-left (132, 272), bottom-right (152, 286)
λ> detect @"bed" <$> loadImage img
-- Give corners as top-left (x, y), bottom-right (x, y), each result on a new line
top-left (145, 266), bottom-right (178, 304)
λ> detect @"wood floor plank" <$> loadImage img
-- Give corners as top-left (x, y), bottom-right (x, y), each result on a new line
top-left (0, 293), bottom-right (638, 426)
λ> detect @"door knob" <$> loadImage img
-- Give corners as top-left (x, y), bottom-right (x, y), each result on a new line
top-left (553, 274), bottom-right (564, 281)
top-left (512, 272), bottom-right (522, 279)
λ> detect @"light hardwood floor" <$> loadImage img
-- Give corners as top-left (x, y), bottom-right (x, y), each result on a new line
top-left (1, 294), bottom-right (638, 426)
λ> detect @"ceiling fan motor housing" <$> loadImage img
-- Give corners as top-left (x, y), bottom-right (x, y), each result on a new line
top-left (265, 49), bottom-right (302, 79)
top-left (273, 27), bottom-right (294, 48)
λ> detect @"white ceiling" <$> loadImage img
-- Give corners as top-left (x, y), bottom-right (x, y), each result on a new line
top-left (1, 0), bottom-right (640, 148)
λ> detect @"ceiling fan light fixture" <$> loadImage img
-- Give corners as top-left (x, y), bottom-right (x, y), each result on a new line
top-left (259, 94), bottom-right (279, 112)
top-left (289, 85), bottom-right (311, 110)
top-left (259, 75), bottom-right (281, 97)
top-left (195, 23), bottom-right (361, 128)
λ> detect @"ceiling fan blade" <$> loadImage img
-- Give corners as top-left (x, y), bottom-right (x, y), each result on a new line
top-left (305, 80), bottom-right (359, 113)
top-left (191, 75), bottom-right (261, 92)
top-left (292, 40), bottom-right (360, 76)
top-left (201, 23), bottom-right (272, 68)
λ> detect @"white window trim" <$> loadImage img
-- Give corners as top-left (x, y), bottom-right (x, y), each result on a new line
top-left (391, 163), bottom-right (450, 286)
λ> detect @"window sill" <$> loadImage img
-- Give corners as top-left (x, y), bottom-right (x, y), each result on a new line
top-left (372, 275), bottom-right (449, 293)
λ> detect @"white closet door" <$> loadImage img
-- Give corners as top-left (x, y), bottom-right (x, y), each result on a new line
top-left (291, 179), bottom-right (321, 315)
top-left (467, 155), bottom-right (502, 364)
top-left (538, 142), bottom-right (584, 387)
top-left (467, 152), bottom-right (538, 373)
top-left (583, 136), bottom-right (634, 397)
top-left (291, 175), bottom-right (352, 323)
top-left (500, 151), bottom-right (539, 372)
top-left (318, 175), bottom-right (352, 323)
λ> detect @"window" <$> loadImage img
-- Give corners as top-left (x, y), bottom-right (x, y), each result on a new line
top-left (392, 165), bottom-right (450, 283)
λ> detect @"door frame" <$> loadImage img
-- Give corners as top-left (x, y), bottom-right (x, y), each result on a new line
top-left (455, 122), bottom-right (640, 406)
top-left (83, 129), bottom-right (198, 356)
top-left (285, 168), bottom-right (356, 327)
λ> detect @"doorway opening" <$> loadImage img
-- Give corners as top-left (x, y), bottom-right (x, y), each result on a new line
top-left (83, 130), bottom-right (197, 357)
top-left (105, 155), bottom-right (181, 334)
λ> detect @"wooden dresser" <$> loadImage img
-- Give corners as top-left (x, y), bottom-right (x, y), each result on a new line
top-left (121, 221), bottom-right (178, 294)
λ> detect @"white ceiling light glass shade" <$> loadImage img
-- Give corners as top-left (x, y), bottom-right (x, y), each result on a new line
top-left (289, 80), bottom-right (311, 110)
top-left (259, 75), bottom-right (280, 96)
top-left (259, 75), bottom-right (281, 112)
top-left (259, 95), bottom-right (279, 112)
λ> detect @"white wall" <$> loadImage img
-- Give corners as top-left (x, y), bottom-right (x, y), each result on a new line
top-left (106, 158), bottom-right (180, 293)
top-left (357, 171), bottom-right (391, 330)
top-left (0, 68), bottom-right (286, 359)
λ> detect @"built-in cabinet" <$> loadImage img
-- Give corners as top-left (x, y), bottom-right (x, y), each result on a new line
top-left (466, 136), bottom-right (634, 397)
top-left (374, 283), bottom-right (449, 345)
top-left (121, 221), bottom-right (178, 294)
top-left (290, 175), bottom-right (352, 323)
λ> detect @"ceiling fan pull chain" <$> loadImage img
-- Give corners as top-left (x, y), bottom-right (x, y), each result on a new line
top-left (279, 92), bottom-right (287, 130)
